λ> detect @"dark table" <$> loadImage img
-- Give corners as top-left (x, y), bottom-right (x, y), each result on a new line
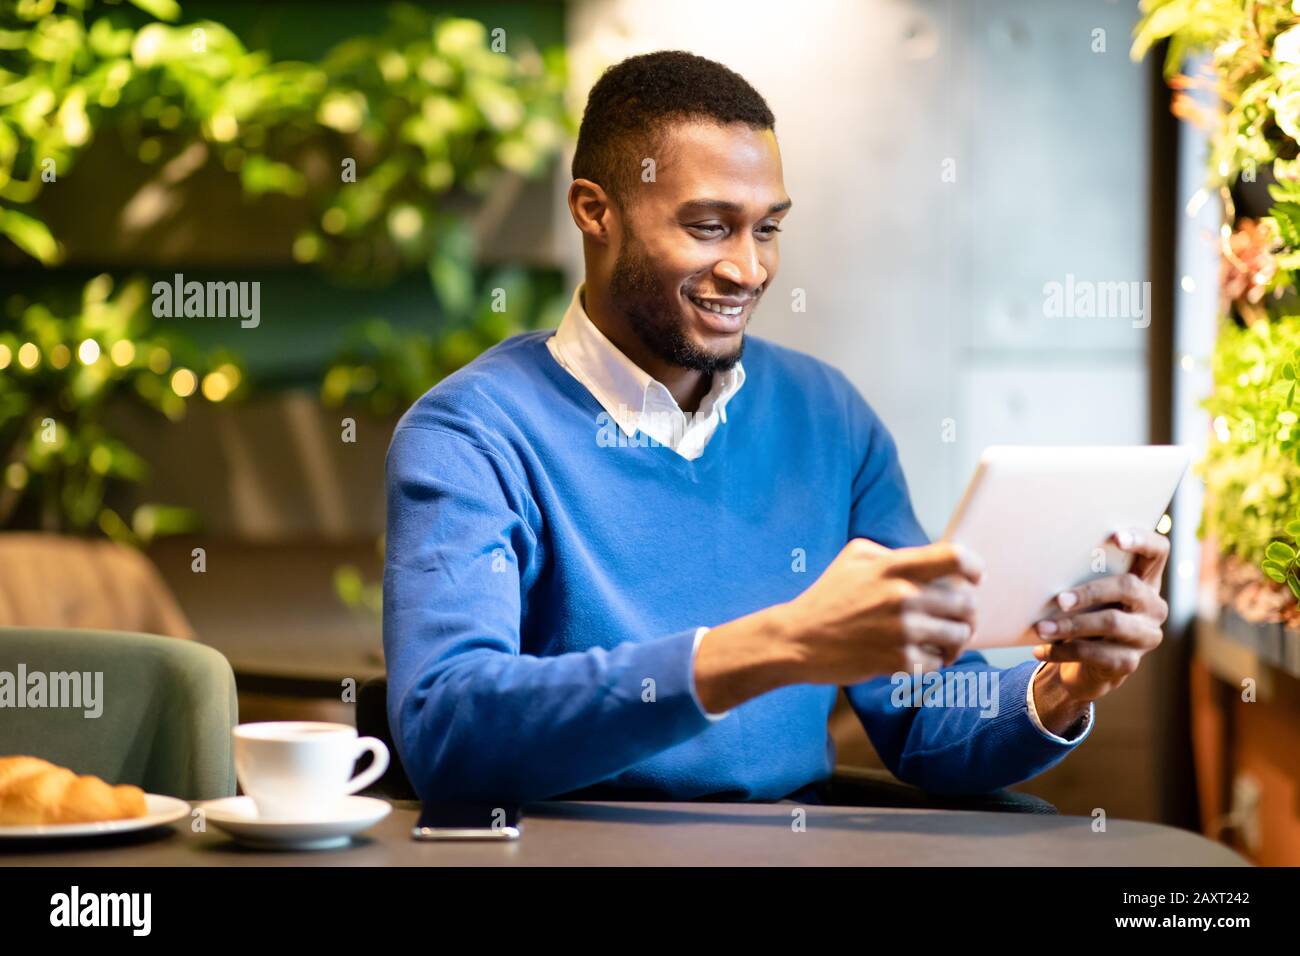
top-left (1, 800), bottom-right (1249, 866)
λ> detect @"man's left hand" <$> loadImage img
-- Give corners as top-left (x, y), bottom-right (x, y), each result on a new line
top-left (1030, 528), bottom-right (1170, 733)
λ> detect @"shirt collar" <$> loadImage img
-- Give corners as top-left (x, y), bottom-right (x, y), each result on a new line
top-left (548, 284), bottom-right (746, 439)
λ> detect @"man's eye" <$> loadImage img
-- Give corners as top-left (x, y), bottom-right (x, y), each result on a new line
top-left (758, 224), bottom-right (783, 237)
top-left (687, 223), bottom-right (725, 235)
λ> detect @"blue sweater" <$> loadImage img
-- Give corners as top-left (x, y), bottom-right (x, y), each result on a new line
top-left (383, 331), bottom-right (1084, 804)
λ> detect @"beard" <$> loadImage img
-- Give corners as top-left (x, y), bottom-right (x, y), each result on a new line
top-left (608, 228), bottom-right (747, 374)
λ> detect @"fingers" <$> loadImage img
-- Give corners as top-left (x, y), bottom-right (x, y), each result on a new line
top-left (893, 603), bottom-right (974, 669)
top-left (1111, 526), bottom-right (1169, 560)
top-left (1032, 639), bottom-right (1144, 679)
top-left (1054, 572), bottom-right (1168, 620)
top-left (899, 611), bottom-right (972, 664)
top-left (1035, 606), bottom-right (1164, 650)
top-left (906, 582), bottom-right (977, 627)
top-left (886, 542), bottom-right (985, 586)
top-left (1111, 527), bottom-right (1170, 583)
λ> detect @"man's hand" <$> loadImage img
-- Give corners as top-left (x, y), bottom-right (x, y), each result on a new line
top-left (1030, 528), bottom-right (1170, 734)
top-left (775, 538), bottom-right (984, 684)
top-left (695, 538), bottom-right (984, 714)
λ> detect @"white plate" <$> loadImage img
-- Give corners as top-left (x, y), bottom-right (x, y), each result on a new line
top-left (196, 795), bottom-right (391, 850)
top-left (0, 793), bottom-right (190, 839)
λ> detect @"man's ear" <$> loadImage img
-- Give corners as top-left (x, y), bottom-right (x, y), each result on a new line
top-left (568, 178), bottom-right (615, 244)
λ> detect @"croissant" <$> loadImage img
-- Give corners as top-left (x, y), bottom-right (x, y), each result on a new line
top-left (0, 756), bottom-right (147, 825)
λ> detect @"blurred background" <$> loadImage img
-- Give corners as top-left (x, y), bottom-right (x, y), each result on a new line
top-left (2, 0), bottom-right (1297, 864)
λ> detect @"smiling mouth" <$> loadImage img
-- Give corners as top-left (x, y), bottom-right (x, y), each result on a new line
top-left (684, 292), bottom-right (756, 335)
top-left (686, 293), bottom-right (746, 316)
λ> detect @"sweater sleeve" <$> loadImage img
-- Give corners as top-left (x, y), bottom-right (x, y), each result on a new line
top-left (382, 424), bottom-right (714, 804)
top-left (841, 387), bottom-right (1087, 793)
top-left (846, 657), bottom-right (1085, 793)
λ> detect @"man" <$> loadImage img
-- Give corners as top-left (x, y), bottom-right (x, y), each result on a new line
top-left (383, 51), bottom-right (1170, 804)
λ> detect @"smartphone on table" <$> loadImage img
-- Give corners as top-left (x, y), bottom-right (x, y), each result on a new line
top-left (411, 802), bottom-right (522, 841)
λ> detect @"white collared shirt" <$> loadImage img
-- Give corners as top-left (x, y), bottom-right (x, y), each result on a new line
top-left (546, 285), bottom-right (745, 462)
top-left (544, 284), bottom-right (1090, 741)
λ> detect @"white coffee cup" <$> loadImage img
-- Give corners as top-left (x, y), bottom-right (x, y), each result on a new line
top-left (232, 721), bottom-right (390, 821)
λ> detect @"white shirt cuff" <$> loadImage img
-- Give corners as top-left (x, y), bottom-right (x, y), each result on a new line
top-left (1025, 660), bottom-right (1094, 744)
top-left (690, 626), bottom-right (730, 722)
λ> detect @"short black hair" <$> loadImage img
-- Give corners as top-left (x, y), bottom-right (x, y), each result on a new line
top-left (571, 50), bottom-right (775, 209)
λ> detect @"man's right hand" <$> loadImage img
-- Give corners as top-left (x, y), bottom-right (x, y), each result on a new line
top-left (775, 539), bottom-right (983, 685)
top-left (694, 539), bottom-right (983, 714)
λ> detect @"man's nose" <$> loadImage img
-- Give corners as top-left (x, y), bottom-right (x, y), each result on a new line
top-left (714, 240), bottom-right (768, 293)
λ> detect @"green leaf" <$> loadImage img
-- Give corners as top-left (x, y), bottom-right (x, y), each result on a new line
top-left (1269, 182), bottom-right (1300, 204)
top-left (0, 207), bottom-right (60, 263)
top-left (96, 508), bottom-right (139, 547)
top-left (1266, 541), bottom-right (1297, 564)
top-left (1288, 575), bottom-right (1300, 603)
top-left (1287, 519), bottom-right (1300, 539)
top-left (94, 441), bottom-right (148, 481)
top-left (239, 156), bottom-right (306, 197)
top-left (1130, 2), bottom-right (1192, 65)
top-left (1263, 563), bottom-right (1288, 583)
top-left (131, 504), bottom-right (199, 540)
top-left (1273, 203), bottom-right (1300, 248)
top-left (334, 565), bottom-right (365, 607)
top-left (125, 0), bottom-right (182, 22)
top-left (428, 218), bottom-right (477, 322)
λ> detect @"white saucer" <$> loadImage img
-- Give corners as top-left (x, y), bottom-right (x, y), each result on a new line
top-left (197, 795), bottom-right (392, 850)
top-left (0, 794), bottom-right (190, 840)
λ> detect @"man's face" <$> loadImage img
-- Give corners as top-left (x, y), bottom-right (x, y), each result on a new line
top-left (607, 121), bottom-right (789, 373)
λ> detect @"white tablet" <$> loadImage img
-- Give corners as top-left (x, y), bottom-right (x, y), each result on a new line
top-left (939, 445), bottom-right (1190, 649)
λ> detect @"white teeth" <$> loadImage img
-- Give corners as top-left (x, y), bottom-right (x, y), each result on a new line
top-left (689, 295), bottom-right (743, 316)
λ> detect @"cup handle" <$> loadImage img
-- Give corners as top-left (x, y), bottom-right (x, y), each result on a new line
top-left (346, 737), bottom-right (391, 795)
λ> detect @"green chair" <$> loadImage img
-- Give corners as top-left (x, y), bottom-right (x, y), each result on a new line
top-left (0, 626), bottom-right (238, 800)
